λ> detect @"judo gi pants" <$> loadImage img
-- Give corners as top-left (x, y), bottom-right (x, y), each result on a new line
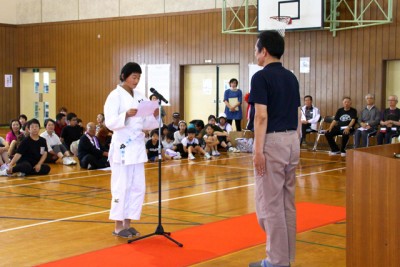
top-left (109, 162), bottom-right (145, 221)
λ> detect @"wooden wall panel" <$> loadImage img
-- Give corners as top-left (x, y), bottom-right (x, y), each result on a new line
top-left (1, 8), bottom-right (400, 125)
top-left (0, 24), bottom-right (18, 123)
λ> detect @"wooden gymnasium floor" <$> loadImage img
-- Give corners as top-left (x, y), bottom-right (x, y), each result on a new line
top-left (0, 133), bottom-right (346, 267)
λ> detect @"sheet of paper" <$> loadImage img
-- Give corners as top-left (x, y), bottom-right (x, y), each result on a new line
top-left (229, 97), bottom-right (239, 111)
top-left (136, 101), bottom-right (158, 117)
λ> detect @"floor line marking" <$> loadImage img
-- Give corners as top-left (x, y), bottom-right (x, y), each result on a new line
top-left (0, 156), bottom-right (251, 188)
top-left (0, 166), bottom-right (346, 233)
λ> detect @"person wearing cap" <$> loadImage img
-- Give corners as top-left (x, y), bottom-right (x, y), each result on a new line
top-left (167, 112), bottom-right (180, 133)
top-left (223, 78), bottom-right (243, 131)
top-left (104, 62), bottom-right (159, 239)
top-left (217, 113), bottom-right (233, 133)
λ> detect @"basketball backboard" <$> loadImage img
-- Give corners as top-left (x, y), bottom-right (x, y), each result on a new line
top-left (258, 0), bottom-right (323, 31)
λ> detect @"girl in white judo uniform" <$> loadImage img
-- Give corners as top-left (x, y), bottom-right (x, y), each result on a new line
top-left (104, 62), bottom-right (159, 238)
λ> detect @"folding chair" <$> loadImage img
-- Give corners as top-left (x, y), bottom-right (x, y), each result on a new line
top-left (312, 116), bottom-right (336, 151)
top-left (366, 130), bottom-right (378, 147)
top-left (303, 116), bottom-right (322, 145)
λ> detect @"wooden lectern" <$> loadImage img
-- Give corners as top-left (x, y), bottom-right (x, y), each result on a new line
top-left (346, 143), bottom-right (400, 266)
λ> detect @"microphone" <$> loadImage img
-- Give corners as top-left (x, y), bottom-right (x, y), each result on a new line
top-left (150, 88), bottom-right (168, 104)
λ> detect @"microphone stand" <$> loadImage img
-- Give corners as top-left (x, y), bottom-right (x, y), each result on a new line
top-left (128, 99), bottom-right (183, 247)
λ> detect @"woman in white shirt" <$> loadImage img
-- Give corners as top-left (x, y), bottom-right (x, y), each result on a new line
top-left (40, 119), bottom-right (76, 165)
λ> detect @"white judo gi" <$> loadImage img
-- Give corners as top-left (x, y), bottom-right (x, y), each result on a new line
top-left (104, 85), bottom-right (159, 221)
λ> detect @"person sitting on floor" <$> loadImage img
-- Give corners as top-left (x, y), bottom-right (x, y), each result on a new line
top-left (217, 113), bottom-right (233, 133)
top-left (325, 97), bottom-right (357, 157)
top-left (96, 113), bottom-right (112, 152)
top-left (149, 93), bottom-right (166, 123)
top-left (19, 114), bottom-right (28, 133)
top-left (173, 120), bottom-right (187, 154)
top-left (1, 119), bottom-right (51, 177)
top-left (146, 129), bottom-right (174, 162)
top-left (54, 113), bottom-right (67, 137)
top-left (300, 95), bottom-right (320, 145)
top-left (216, 113), bottom-right (238, 152)
top-left (203, 124), bottom-right (220, 156)
top-left (77, 122), bottom-right (109, 170)
top-left (167, 112), bottom-right (181, 133)
top-left (182, 128), bottom-right (211, 160)
top-left (354, 94), bottom-right (381, 148)
top-left (0, 136), bottom-right (10, 171)
top-left (60, 112), bottom-right (84, 154)
top-left (5, 119), bottom-right (25, 159)
top-left (162, 132), bottom-right (181, 160)
top-left (40, 119), bottom-right (77, 165)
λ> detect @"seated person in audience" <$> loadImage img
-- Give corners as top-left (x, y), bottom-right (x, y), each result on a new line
top-left (173, 120), bottom-right (187, 153)
top-left (198, 115), bottom-right (223, 139)
top-left (19, 114), bottom-right (28, 133)
top-left (162, 132), bottom-right (181, 160)
top-left (96, 113), bottom-right (112, 151)
top-left (160, 125), bottom-right (169, 143)
top-left (354, 94), bottom-right (381, 148)
top-left (61, 112), bottom-right (84, 154)
top-left (195, 120), bottom-right (205, 147)
top-left (146, 129), bottom-right (169, 162)
top-left (149, 94), bottom-right (166, 123)
top-left (203, 124), bottom-right (220, 156)
top-left (146, 129), bottom-right (160, 162)
top-left (77, 118), bottom-right (83, 127)
top-left (216, 113), bottom-right (238, 152)
top-left (194, 120), bottom-right (205, 135)
top-left (96, 113), bottom-right (105, 134)
top-left (162, 132), bottom-right (176, 150)
top-left (300, 95), bottom-right (321, 145)
top-left (0, 136), bottom-right (10, 170)
top-left (40, 119), bottom-right (77, 165)
top-left (5, 119), bottom-right (24, 158)
top-left (325, 97), bottom-right (357, 157)
top-left (189, 119), bottom-right (205, 147)
top-left (54, 113), bottom-right (67, 137)
top-left (59, 106), bottom-right (68, 115)
top-left (217, 113), bottom-right (233, 133)
top-left (182, 128), bottom-right (211, 160)
top-left (377, 95), bottom-right (400, 145)
top-left (167, 112), bottom-right (180, 133)
top-left (203, 114), bottom-right (236, 152)
top-left (2, 119), bottom-right (51, 177)
top-left (78, 122), bottom-right (109, 170)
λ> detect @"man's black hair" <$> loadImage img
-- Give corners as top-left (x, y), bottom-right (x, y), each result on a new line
top-left (256, 31), bottom-right (285, 59)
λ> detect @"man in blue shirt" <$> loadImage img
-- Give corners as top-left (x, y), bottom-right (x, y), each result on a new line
top-left (248, 31), bottom-right (301, 267)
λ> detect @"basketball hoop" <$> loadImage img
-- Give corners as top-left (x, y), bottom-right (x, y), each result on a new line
top-left (268, 16), bottom-right (292, 37)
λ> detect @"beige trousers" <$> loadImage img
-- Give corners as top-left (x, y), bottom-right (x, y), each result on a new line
top-left (254, 131), bottom-right (300, 266)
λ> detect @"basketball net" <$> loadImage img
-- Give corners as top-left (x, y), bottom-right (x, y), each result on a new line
top-left (268, 16), bottom-right (292, 37)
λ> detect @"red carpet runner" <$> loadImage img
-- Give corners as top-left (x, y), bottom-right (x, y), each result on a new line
top-left (39, 202), bottom-right (346, 267)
